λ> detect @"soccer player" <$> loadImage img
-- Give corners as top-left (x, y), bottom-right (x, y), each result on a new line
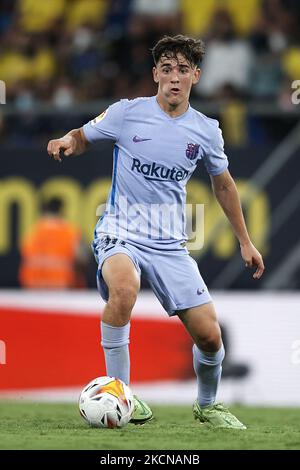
top-left (47, 35), bottom-right (264, 429)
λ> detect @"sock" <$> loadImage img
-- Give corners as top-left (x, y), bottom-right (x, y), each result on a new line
top-left (193, 343), bottom-right (225, 407)
top-left (101, 321), bottom-right (130, 385)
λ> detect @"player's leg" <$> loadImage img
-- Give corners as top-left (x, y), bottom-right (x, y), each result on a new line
top-left (177, 303), bottom-right (224, 408)
top-left (101, 253), bottom-right (140, 385)
top-left (143, 249), bottom-right (222, 405)
top-left (143, 249), bottom-right (245, 429)
top-left (178, 303), bottom-right (246, 429)
top-left (99, 251), bottom-right (153, 424)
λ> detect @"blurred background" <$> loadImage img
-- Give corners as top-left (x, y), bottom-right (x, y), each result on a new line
top-left (1, 0), bottom-right (300, 406)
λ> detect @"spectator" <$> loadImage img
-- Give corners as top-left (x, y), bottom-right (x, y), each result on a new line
top-left (0, 0), bottom-right (298, 122)
top-left (195, 9), bottom-right (254, 99)
top-left (19, 197), bottom-right (89, 289)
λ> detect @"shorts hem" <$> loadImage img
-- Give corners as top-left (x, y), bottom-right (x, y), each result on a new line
top-left (96, 247), bottom-right (141, 302)
top-left (98, 249), bottom-right (140, 274)
top-left (168, 298), bottom-right (213, 316)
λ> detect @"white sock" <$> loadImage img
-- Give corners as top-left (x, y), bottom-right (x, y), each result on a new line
top-left (101, 321), bottom-right (130, 385)
top-left (193, 343), bottom-right (225, 407)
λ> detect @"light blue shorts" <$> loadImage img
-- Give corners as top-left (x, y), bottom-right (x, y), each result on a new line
top-left (92, 235), bottom-right (212, 316)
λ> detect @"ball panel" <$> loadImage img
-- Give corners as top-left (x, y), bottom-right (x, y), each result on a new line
top-left (78, 376), bottom-right (134, 428)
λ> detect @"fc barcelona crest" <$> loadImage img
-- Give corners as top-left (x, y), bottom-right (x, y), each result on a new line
top-left (186, 143), bottom-right (200, 160)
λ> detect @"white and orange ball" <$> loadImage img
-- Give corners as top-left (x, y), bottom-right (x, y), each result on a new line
top-left (79, 376), bottom-right (134, 428)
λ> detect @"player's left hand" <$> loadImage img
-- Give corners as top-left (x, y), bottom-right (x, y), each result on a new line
top-left (240, 242), bottom-right (265, 279)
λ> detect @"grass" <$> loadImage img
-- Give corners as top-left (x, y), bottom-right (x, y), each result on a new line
top-left (0, 401), bottom-right (300, 450)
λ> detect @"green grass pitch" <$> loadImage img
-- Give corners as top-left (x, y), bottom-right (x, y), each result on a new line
top-left (0, 401), bottom-right (300, 450)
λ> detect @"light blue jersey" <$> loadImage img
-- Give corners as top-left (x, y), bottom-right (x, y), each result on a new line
top-left (83, 96), bottom-right (228, 250)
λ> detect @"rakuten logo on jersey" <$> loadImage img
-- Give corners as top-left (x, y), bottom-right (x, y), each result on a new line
top-left (131, 158), bottom-right (189, 182)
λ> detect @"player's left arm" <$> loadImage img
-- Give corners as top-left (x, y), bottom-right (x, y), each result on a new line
top-left (210, 169), bottom-right (265, 279)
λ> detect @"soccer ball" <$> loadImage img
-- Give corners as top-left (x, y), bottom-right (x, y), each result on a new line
top-left (78, 376), bottom-right (134, 428)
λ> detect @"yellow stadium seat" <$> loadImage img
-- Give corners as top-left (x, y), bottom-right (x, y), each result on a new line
top-left (282, 47), bottom-right (300, 80)
top-left (33, 49), bottom-right (57, 80)
top-left (0, 52), bottom-right (33, 84)
top-left (181, 0), bottom-right (261, 36)
top-left (18, 0), bottom-right (66, 33)
top-left (226, 0), bottom-right (260, 35)
top-left (181, 0), bottom-right (217, 36)
top-left (65, 0), bottom-right (108, 30)
top-left (0, 49), bottom-right (56, 85)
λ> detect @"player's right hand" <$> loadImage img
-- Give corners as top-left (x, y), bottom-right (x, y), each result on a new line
top-left (47, 135), bottom-right (76, 162)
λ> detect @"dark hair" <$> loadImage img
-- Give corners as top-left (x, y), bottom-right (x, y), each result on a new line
top-left (152, 35), bottom-right (205, 67)
top-left (41, 197), bottom-right (63, 214)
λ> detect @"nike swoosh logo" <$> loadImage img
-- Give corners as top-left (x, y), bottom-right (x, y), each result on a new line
top-left (224, 417), bottom-right (234, 425)
top-left (136, 400), bottom-right (150, 416)
top-left (197, 288), bottom-right (205, 295)
top-left (133, 135), bottom-right (152, 143)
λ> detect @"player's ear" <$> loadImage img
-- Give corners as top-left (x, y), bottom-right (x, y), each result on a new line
top-left (152, 66), bottom-right (159, 83)
top-left (192, 68), bottom-right (201, 85)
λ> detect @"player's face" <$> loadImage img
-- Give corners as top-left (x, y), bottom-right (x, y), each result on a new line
top-left (153, 53), bottom-right (201, 113)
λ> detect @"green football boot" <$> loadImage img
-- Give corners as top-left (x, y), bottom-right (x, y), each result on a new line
top-left (193, 401), bottom-right (247, 430)
top-left (130, 395), bottom-right (153, 425)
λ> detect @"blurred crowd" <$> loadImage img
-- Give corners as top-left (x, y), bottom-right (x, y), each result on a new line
top-left (0, 0), bottom-right (300, 110)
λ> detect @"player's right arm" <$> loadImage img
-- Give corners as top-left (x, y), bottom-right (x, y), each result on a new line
top-left (47, 128), bottom-right (88, 162)
top-left (47, 100), bottom-right (126, 162)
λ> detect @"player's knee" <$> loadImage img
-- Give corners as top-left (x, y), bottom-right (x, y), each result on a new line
top-left (198, 329), bottom-right (222, 353)
top-left (108, 284), bottom-right (138, 313)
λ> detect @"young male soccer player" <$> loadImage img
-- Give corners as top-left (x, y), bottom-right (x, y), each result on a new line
top-left (47, 35), bottom-right (264, 429)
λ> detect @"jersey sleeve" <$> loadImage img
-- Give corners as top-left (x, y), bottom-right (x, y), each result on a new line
top-left (202, 124), bottom-right (229, 176)
top-left (82, 100), bottom-right (126, 143)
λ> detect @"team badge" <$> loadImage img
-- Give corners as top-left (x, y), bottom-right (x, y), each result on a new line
top-left (186, 143), bottom-right (200, 160)
top-left (91, 110), bottom-right (107, 126)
